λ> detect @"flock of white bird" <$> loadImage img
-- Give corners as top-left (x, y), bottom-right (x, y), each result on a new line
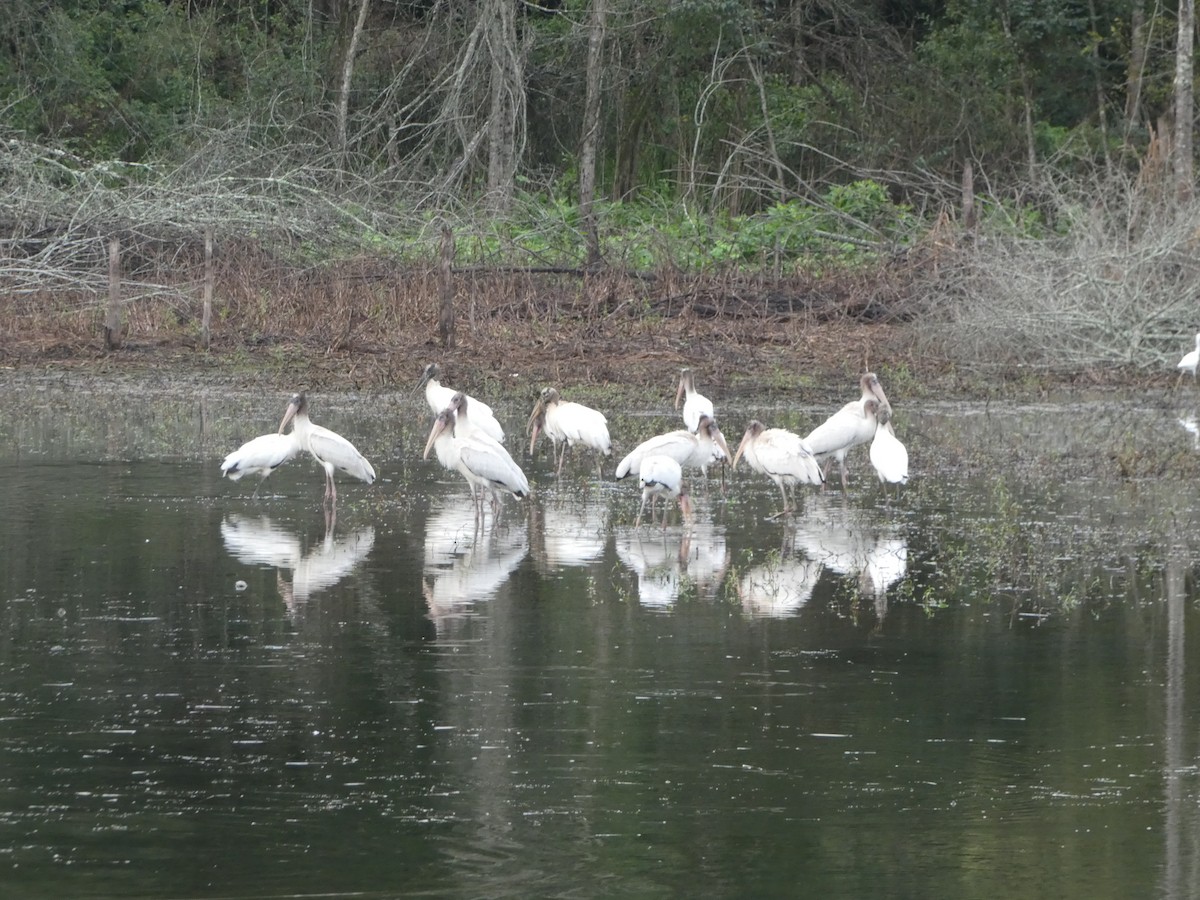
top-left (220, 361), bottom-right (910, 524)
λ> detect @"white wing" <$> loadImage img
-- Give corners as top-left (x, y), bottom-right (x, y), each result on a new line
top-left (459, 436), bottom-right (530, 496)
top-left (308, 425), bottom-right (376, 484)
top-left (221, 432), bottom-right (300, 480)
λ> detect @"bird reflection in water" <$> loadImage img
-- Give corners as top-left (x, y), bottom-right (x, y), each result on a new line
top-left (614, 523), bottom-right (728, 609)
top-left (737, 554), bottom-right (822, 618)
top-left (528, 495), bottom-right (610, 573)
top-left (786, 494), bottom-right (907, 625)
top-left (221, 509), bottom-right (375, 619)
top-left (422, 495), bottom-right (528, 634)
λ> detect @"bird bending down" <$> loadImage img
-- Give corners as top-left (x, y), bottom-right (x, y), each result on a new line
top-left (731, 420), bottom-right (824, 518)
top-left (220, 431), bottom-right (301, 498)
top-left (868, 400), bottom-right (909, 490)
top-left (527, 387), bottom-right (612, 476)
top-left (615, 414), bottom-right (732, 480)
top-left (1178, 333), bottom-right (1200, 384)
top-left (278, 393), bottom-right (376, 503)
top-left (804, 372), bottom-right (889, 490)
top-left (417, 362), bottom-right (505, 443)
top-left (675, 368), bottom-right (715, 433)
top-left (635, 454), bottom-right (694, 528)
top-left (426, 392), bottom-right (529, 516)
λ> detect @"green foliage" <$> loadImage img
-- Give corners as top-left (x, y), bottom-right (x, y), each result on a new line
top-left (357, 180), bottom-right (914, 275)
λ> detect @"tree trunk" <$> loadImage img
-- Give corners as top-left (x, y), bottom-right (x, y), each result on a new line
top-left (335, 0), bottom-right (371, 156)
top-left (485, 0), bottom-right (523, 212)
top-left (1124, 0), bottom-right (1146, 140)
top-left (1174, 0), bottom-right (1194, 203)
top-left (998, 6), bottom-right (1036, 178)
top-left (579, 0), bottom-right (608, 267)
top-left (1086, 0), bottom-right (1112, 174)
top-left (104, 237), bottom-right (122, 351)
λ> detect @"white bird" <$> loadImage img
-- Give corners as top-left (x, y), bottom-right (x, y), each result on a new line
top-left (423, 407), bottom-right (467, 486)
top-left (220, 431), bottom-right (301, 497)
top-left (278, 393), bottom-right (376, 503)
top-left (868, 400), bottom-right (909, 489)
top-left (424, 392), bottom-right (529, 516)
top-left (635, 454), bottom-right (693, 528)
top-left (731, 420), bottom-right (824, 518)
top-left (417, 362), bottom-right (505, 443)
top-left (615, 414), bottom-right (732, 480)
top-left (1178, 332), bottom-right (1200, 381)
top-left (804, 372), bottom-right (889, 490)
top-left (527, 387), bottom-right (612, 476)
top-left (675, 368), bottom-right (714, 433)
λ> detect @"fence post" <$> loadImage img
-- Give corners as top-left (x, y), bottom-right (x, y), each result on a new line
top-left (104, 236), bottom-right (122, 350)
top-left (201, 226), bottom-right (214, 349)
top-left (438, 226), bottom-right (456, 349)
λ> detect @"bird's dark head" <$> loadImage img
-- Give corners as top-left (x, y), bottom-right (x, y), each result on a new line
top-left (278, 392), bottom-right (307, 432)
top-left (540, 386), bottom-right (561, 404)
top-left (732, 420), bottom-right (764, 470)
top-left (416, 363), bottom-right (440, 390)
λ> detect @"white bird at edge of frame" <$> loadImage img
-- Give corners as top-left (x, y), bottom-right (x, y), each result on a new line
top-left (220, 431), bottom-right (302, 498)
top-left (424, 392), bottom-right (530, 517)
top-left (278, 392), bottom-right (376, 504)
top-left (615, 414), bottom-right (732, 480)
top-left (527, 386), bottom-right (612, 476)
top-left (803, 372), bottom-right (890, 491)
top-left (1177, 332), bottom-right (1200, 385)
top-left (675, 368), bottom-right (714, 433)
top-left (635, 454), bottom-right (694, 529)
top-left (867, 399), bottom-right (909, 491)
top-left (417, 362), bottom-right (505, 443)
top-left (731, 420), bottom-right (824, 519)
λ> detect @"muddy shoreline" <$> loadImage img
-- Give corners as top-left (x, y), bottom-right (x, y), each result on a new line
top-left (0, 316), bottom-right (1164, 405)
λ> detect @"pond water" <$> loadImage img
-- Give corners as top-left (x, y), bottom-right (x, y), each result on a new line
top-left (2, 378), bottom-right (1200, 899)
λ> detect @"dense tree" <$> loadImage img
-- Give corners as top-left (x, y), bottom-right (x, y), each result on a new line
top-left (0, 0), bottom-right (1195, 213)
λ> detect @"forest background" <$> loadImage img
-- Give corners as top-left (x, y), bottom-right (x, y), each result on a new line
top-left (3, 0), bottom-right (1200, 395)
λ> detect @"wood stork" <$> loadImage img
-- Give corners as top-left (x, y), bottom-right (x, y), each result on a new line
top-left (635, 454), bottom-right (693, 528)
top-left (424, 392), bottom-right (529, 516)
top-left (417, 362), bottom-right (505, 443)
top-left (423, 406), bottom-right (471, 491)
top-left (278, 393), bottom-right (376, 503)
top-left (220, 431), bottom-right (301, 497)
top-left (615, 414), bottom-right (732, 480)
top-left (1178, 333), bottom-right (1200, 383)
top-left (527, 387), bottom-right (612, 476)
top-left (675, 368), bottom-right (714, 433)
top-left (803, 372), bottom-right (888, 490)
top-left (731, 420), bottom-right (824, 518)
top-left (868, 400), bottom-right (909, 490)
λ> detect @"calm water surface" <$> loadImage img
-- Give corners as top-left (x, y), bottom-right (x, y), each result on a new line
top-left (2, 380), bottom-right (1200, 899)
